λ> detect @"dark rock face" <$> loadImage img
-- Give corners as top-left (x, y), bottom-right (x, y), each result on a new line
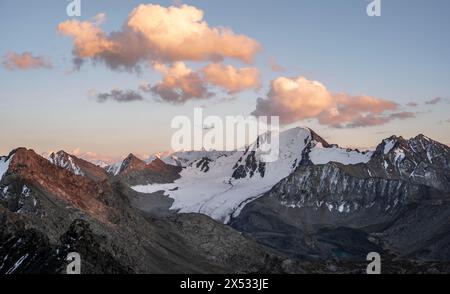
top-left (366, 135), bottom-right (450, 192)
top-left (196, 157), bottom-right (212, 172)
top-left (232, 151), bottom-right (266, 179)
top-left (230, 134), bottom-right (450, 272)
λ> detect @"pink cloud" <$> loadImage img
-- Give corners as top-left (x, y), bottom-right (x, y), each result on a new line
top-left (2, 51), bottom-right (52, 70)
top-left (203, 63), bottom-right (260, 94)
top-left (58, 4), bottom-right (260, 70)
top-left (252, 76), bottom-right (414, 128)
top-left (140, 62), bottom-right (260, 104)
top-left (143, 62), bottom-right (213, 104)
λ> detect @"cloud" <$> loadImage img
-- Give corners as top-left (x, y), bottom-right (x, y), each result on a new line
top-left (425, 97), bottom-right (443, 105)
top-left (252, 76), bottom-right (413, 128)
top-left (388, 111), bottom-right (416, 119)
top-left (342, 112), bottom-right (416, 128)
top-left (252, 77), bottom-right (335, 122)
top-left (203, 63), bottom-right (260, 94)
top-left (2, 51), bottom-right (52, 70)
top-left (145, 62), bottom-right (213, 104)
top-left (57, 17), bottom-right (118, 69)
top-left (58, 4), bottom-right (260, 70)
top-left (141, 62), bottom-right (260, 103)
top-left (96, 89), bottom-right (144, 103)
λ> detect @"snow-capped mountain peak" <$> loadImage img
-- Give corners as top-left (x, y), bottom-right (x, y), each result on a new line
top-left (132, 127), bottom-right (376, 223)
top-left (48, 150), bottom-right (84, 176)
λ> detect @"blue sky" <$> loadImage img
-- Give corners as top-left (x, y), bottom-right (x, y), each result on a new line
top-left (0, 0), bottom-right (449, 160)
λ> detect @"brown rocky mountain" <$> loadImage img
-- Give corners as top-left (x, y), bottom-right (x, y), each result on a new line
top-left (110, 153), bottom-right (181, 186)
top-left (49, 150), bottom-right (109, 182)
top-left (0, 148), bottom-right (300, 273)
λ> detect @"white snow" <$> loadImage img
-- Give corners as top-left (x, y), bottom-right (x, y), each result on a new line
top-left (309, 143), bottom-right (373, 165)
top-left (106, 160), bottom-right (123, 176)
top-left (93, 160), bottom-right (109, 168)
top-left (133, 127), bottom-right (311, 223)
top-left (394, 148), bottom-right (405, 163)
top-left (426, 150), bottom-right (433, 163)
top-left (0, 155), bottom-right (14, 181)
top-left (146, 151), bottom-right (173, 164)
top-left (383, 139), bottom-right (396, 154)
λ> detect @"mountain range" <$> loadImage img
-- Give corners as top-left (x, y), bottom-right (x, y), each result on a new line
top-left (1, 127), bottom-right (449, 273)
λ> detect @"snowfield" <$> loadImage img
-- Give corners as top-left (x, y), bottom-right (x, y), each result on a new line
top-left (0, 155), bottom-right (14, 181)
top-left (132, 127), bottom-right (375, 223)
top-left (309, 143), bottom-right (373, 165)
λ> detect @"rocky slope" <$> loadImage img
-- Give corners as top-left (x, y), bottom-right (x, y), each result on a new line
top-left (230, 132), bottom-right (450, 263)
top-left (106, 154), bottom-right (181, 186)
top-left (48, 150), bottom-right (109, 182)
top-left (0, 148), bottom-right (303, 274)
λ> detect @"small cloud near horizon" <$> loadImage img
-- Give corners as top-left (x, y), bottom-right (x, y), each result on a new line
top-left (425, 97), bottom-right (443, 105)
top-left (96, 89), bottom-right (144, 103)
top-left (2, 51), bottom-right (52, 70)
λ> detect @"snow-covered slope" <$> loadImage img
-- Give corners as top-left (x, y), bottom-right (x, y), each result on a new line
top-left (106, 161), bottom-right (123, 176)
top-left (0, 155), bottom-right (14, 181)
top-left (93, 160), bottom-right (109, 169)
top-left (146, 151), bottom-right (173, 164)
top-left (309, 143), bottom-right (373, 165)
top-left (132, 127), bottom-right (374, 223)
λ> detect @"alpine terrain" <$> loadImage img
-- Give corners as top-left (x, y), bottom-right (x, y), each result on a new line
top-left (1, 127), bottom-right (449, 274)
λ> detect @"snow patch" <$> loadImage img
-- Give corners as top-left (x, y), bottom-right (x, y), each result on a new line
top-left (309, 143), bottom-right (372, 165)
top-left (106, 160), bottom-right (123, 176)
top-left (0, 155), bottom-right (14, 181)
top-left (383, 139), bottom-right (396, 154)
top-left (394, 148), bottom-right (405, 163)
